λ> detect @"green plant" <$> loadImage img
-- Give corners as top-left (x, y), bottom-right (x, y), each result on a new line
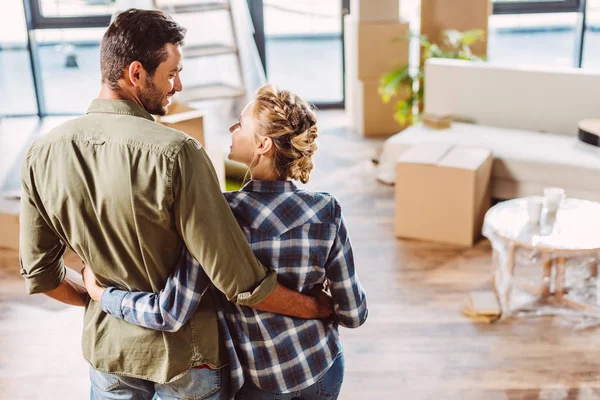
top-left (378, 29), bottom-right (485, 126)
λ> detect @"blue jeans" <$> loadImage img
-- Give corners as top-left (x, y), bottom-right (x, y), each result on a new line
top-left (235, 353), bottom-right (344, 400)
top-left (90, 365), bottom-right (230, 400)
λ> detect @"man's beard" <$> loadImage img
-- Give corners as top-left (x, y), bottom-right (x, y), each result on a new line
top-left (140, 76), bottom-right (169, 116)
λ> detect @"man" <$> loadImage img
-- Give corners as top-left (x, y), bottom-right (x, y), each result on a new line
top-left (19, 9), bottom-right (331, 400)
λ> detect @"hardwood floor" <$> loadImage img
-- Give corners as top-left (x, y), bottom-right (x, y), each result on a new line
top-left (2, 110), bottom-right (600, 399)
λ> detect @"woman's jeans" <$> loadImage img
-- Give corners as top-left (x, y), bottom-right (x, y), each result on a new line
top-left (235, 352), bottom-right (344, 400)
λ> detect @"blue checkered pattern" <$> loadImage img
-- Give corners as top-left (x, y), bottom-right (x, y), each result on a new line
top-left (101, 247), bottom-right (211, 333)
top-left (101, 180), bottom-right (368, 394)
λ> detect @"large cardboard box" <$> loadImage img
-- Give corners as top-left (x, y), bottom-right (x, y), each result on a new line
top-left (156, 102), bottom-right (205, 147)
top-left (0, 198), bottom-right (20, 251)
top-left (344, 17), bottom-right (410, 81)
top-left (350, 0), bottom-right (400, 22)
top-left (395, 143), bottom-right (492, 246)
top-left (346, 78), bottom-right (409, 137)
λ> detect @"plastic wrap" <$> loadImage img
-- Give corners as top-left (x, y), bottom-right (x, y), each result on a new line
top-left (483, 198), bottom-right (600, 322)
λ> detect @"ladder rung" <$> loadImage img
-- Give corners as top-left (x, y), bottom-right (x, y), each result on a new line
top-left (183, 44), bottom-right (237, 58)
top-left (177, 83), bottom-right (246, 102)
top-left (157, 1), bottom-right (230, 13)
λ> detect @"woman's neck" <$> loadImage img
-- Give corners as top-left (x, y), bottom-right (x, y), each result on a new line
top-left (250, 169), bottom-right (282, 182)
top-left (249, 158), bottom-right (284, 181)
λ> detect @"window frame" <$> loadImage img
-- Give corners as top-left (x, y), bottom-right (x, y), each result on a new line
top-left (26, 0), bottom-right (112, 30)
top-left (492, 0), bottom-right (582, 15)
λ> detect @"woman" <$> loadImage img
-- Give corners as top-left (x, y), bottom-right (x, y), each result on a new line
top-left (83, 84), bottom-right (368, 399)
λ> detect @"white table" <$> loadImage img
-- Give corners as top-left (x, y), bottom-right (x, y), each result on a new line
top-left (483, 197), bottom-right (600, 316)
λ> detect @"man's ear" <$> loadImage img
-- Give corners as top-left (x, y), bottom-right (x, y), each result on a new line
top-left (257, 136), bottom-right (273, 156)
top-left (125, 61), bottom-right (147, 87)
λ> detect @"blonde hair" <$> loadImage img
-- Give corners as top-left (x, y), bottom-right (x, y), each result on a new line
top-left (252, 84), bottom-right (318, 184)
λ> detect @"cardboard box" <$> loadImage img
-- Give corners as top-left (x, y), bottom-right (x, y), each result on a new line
top-left (0, 197), bottom-right (20, 251)
top-left (350, 0), bottom-right (400, 22)
top-left (346, 78), bottom-right (409, 137)
top-left (422, 113), bottom-right (452, 130)
top-left (344, 17), bottom-right (410, 81)
top-left (421, 0), bottom-right (491, 58)
top-left (395, 143), bottom-right (492, 246)
top-left (160, 103), bottom-right (226, 189)
top-left (205, 146), bottom-right (226, 192)
top-left (156, 102), bottom-right (205, 147)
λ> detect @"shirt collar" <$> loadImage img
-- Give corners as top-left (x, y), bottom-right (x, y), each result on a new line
top-left (86, 99), bottom-right (155, 121)
top-left (241, 180), bottom-right (299, 193)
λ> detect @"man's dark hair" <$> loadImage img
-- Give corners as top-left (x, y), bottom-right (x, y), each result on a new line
top-left (101, 8), bottom-right (186, 90)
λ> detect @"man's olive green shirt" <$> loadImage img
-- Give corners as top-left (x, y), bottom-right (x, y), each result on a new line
top-left (19, 99), bottom-right (277, 383)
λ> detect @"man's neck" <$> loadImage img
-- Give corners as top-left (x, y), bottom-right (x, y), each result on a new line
top-left (98, 84), bottom-right (143, 109)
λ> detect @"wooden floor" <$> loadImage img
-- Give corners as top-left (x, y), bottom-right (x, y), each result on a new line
top-left (2, 110), bottom-right (600, 399)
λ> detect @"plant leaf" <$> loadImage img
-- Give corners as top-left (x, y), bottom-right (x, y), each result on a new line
top-left (378, 66), bottom-right (411, 103)
top-left (460, 29), bottom-right (485, 46)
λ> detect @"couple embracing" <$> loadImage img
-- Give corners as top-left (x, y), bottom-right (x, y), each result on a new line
top-left (20, 8), bottom-right (367, 400)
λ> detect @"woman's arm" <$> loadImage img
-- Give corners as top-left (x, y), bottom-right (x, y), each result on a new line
top-left (83, 247), bottom-right (332, 333)
top-left (83, 249), bottom-right (211, 333)
top-left (324, 199), bottom-right (368, 328)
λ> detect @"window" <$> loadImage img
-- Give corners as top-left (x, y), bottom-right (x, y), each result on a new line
top-left (489, 0), bottom-right (596, 68)
top-left (17, 0), bottom-right (115, 116)
top-left (488, 13), bottom-right (579, 67)
top-left (0, 0), bottom-right (38, 116)
top-left (248, 0), bottom-right (346, 107)
top-left (35, 28), bottom-right (106, 114)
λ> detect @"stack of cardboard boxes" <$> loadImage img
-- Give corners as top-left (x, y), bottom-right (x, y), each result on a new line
top-left (345, 0), bottom-right (410, 137)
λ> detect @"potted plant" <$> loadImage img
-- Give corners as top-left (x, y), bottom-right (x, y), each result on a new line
top-left (378, 29), bottom-right (485, 126)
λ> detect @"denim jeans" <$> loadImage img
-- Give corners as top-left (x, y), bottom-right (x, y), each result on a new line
top-left (90, 365), bottom-right (230, 400)
top-left (235, 353), bottom-right (344, 400)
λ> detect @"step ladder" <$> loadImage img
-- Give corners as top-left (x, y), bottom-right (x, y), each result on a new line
top-left (153, 0), bottom-right (265, 104)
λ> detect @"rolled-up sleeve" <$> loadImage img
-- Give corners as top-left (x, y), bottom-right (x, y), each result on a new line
top-left (19, 152), bottom-right (67, 294)
top-left (172, 139), bottom-right (276, 305)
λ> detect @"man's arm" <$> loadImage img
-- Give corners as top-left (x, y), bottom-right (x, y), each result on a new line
top-left (173, 140), bottom-right (331, 318)
top-left (45, 267), bottom-right (88, 307)
top-left (19, 154), bottom-right (85, 306)
top-left (249, 283), bottom-right (333, 319)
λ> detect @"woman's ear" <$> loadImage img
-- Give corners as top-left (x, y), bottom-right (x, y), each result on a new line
top-left (257, 136), bottom-right (273, 156)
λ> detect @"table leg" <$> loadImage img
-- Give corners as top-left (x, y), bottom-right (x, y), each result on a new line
top-left (542, 255), bottom-right (553, 298)
top-left (597, 272), bottom-right (600, 307)
top-left (555, 257), bottom-right (566, 300)
top-left (504, 242), bottom-right (517, 309)
top-left (591, 261), bottom-right (598, 279)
